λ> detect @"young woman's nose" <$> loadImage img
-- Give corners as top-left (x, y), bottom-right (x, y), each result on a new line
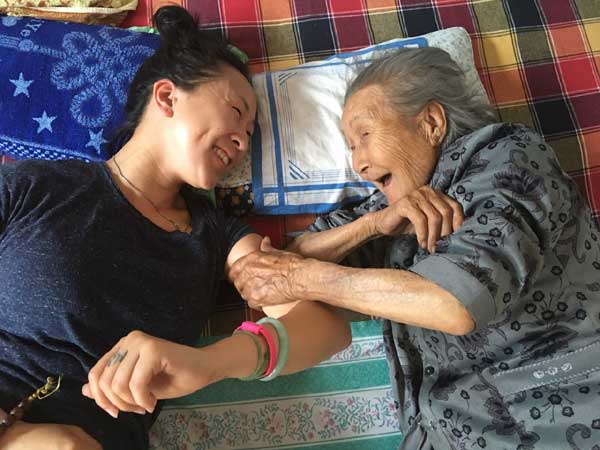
top-left (231, 133), bottom-right (249, 153)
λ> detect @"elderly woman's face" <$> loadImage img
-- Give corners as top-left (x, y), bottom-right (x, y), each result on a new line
top-left (341, 85), bottom-right (441, 204)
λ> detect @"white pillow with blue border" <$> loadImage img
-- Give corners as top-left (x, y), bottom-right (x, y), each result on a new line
top-left (218, 27), bottom-right (488, 215)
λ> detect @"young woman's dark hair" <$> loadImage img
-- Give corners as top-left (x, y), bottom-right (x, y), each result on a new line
top-left (108, 5), bottom-right (249, 153)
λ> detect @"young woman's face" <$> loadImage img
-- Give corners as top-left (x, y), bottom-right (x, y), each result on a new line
top-left (169, 63), bottom-right (257, 190)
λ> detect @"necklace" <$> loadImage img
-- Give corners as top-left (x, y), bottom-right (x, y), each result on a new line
top-left (112, 157), bottom-right (187, 233)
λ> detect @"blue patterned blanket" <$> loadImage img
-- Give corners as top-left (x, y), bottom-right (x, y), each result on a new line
top-left (0, 15), bottom-right (159, 161)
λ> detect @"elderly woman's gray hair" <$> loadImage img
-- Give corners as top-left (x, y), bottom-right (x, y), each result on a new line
top-left (345, 47), bottom-right (496, 148)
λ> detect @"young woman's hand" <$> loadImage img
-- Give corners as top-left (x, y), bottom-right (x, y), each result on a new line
top-left (82, 331), bottom-right (218, 418)
top-left (0, 421), bottom-right (102, 450)
top-left (373, 186), bottom-right (464, 252)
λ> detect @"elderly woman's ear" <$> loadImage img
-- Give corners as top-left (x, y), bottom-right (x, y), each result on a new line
top-left (418, 101), bottom-right (447, 148)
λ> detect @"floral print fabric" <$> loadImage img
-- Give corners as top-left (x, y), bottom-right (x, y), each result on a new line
top-left (386, 123), bottom-right (600, 450)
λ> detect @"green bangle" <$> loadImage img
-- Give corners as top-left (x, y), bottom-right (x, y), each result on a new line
top-left (233, 330), bottom-right (269, 381)
top-left (257, 317), bottom-right (289, 382)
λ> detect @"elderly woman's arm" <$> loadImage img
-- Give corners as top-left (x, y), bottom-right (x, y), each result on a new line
top-left (231, 249), bottom-right (474, 336)
top-left (288, 186), bottom-right (463, 262)
top-left (289, 261), bottom-right (474, 335)
top-left (287, 213), bottom-right (379, 263)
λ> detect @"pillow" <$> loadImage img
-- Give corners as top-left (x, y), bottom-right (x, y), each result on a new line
top-left (235, 27), bottom-right (488, 215)
top-left (0, 15), bottom-right (159, 161)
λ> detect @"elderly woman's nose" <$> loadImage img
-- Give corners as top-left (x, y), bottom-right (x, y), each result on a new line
top-left (352, 148), bottom-right (370, 175)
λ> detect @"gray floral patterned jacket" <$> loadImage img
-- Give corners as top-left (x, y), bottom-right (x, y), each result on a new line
top-left (311, 123), bottom-right (600, 450)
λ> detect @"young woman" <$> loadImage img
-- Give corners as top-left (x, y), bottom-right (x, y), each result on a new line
top-left (0, 6), bottom-right (350, 450)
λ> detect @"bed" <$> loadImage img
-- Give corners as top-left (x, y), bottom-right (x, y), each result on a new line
top-left (1, 0), bottom-right (600, 448)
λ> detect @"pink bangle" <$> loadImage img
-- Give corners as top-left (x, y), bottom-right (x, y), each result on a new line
top-left (234, 321), bottom-right (278, 377)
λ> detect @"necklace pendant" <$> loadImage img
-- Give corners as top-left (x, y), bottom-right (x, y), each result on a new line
top-left (113, 157), bottom-right (189, 233)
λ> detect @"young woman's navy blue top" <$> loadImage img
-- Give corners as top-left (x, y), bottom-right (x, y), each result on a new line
top-left (0, 159), bottom-right (253, 449)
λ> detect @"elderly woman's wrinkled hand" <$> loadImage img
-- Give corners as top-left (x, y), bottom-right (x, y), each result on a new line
top-left (229, 237), bottom-right (305, 309)
top-left (374, 186), bottom-right (464, 253)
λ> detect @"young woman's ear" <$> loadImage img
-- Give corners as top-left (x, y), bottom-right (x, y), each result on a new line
top-left (152, 79), bottom-right (177, 118)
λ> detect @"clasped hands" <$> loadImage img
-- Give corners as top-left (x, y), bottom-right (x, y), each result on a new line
top-left (230, 186), bottom-right (464, 310)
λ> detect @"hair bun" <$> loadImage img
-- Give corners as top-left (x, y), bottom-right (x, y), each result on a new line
top-left (153, 5), bottom-right (197, 46)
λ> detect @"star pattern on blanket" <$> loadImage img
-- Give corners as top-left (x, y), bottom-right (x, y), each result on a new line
top-left (1, 19), bottom-right (160, 162)
top-left (9, 73), bottom-right (34, 98)
top-left (1, 17), bottom-right (21, 27)
top-left (86, 129), bottom-right (108, 154)
top-left (33, 111), bottom-right (57, 134)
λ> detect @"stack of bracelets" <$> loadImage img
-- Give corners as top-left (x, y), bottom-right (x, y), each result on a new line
top-left (0, 319), bottom-right (287, 441)
top-left (233, 317), bottom-right (289, 381)
top-left (0, 376), bottom-right (62, 440)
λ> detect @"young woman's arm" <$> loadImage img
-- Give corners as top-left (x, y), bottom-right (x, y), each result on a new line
top-left (81, 233), bottom-right (351, 418)
top-left (81, 301), bottom-right (350, 417)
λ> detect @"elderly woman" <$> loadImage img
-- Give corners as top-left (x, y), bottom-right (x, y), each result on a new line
top-left (230, 47), bottom-right (600, 450)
